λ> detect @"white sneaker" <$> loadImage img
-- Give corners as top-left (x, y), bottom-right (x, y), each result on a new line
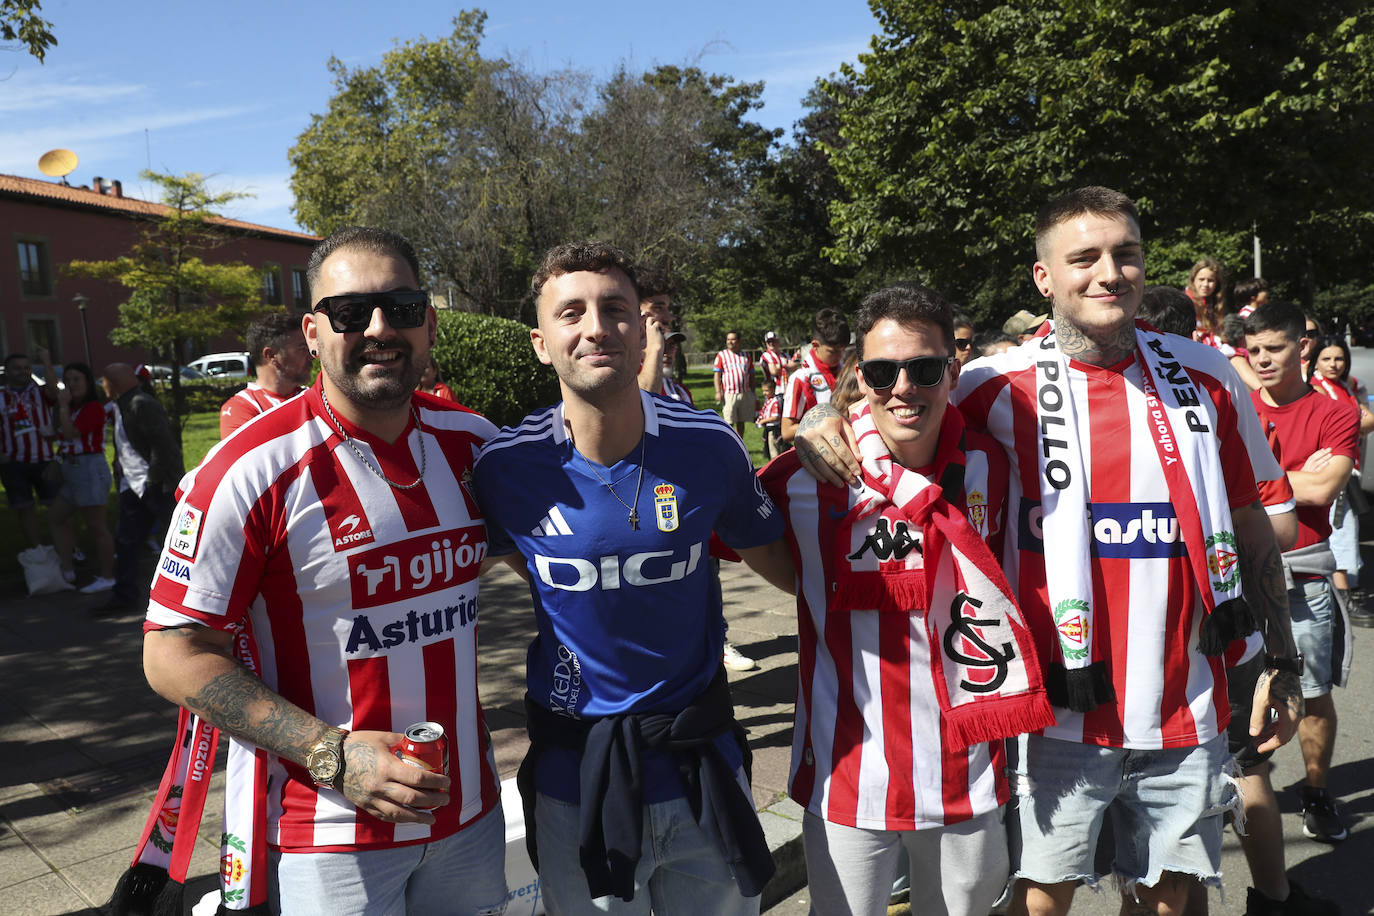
top-left (722, 642), bottom-right (756, 672)
top-left (80, 576), bottom-right (116, 594)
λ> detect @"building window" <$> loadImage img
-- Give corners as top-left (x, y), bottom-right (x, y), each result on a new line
top-left (263, 263), bottom-right (283, 305)
top-left (17, 239), bottom-right (54, 297)
top-left (24, 316), bottom-right (60, 361)
top-left (291, 268), bottom-right (309, 311)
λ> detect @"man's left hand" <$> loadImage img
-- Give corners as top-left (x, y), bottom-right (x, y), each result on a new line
top-left (1249, 667), bottom-right (1303, 754)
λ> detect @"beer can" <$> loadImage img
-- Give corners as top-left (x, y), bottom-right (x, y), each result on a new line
top-left (392, 721), bottom-right (449, 776)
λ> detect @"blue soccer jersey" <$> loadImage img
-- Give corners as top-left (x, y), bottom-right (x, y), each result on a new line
top-left (475, 390), bottom-right (783, 800)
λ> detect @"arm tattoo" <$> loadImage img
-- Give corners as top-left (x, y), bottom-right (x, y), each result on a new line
top-left (1256, 667), bottom-right (1305, 721)
top-left (798, 401), bottom-right (842, 431)
top-left (183, 664), bottom-right (324, 764)
top-left (1053, 314), bottom-right (1136, 366)
top-left (1234, 499), bottom-right (1299, 658)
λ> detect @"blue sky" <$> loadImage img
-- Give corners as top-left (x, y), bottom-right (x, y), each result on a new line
top-left (3, 0), bottom-right (879, 233)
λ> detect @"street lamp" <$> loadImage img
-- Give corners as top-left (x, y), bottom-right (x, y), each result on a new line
top-left (72, 293), bottom-right (92, 368)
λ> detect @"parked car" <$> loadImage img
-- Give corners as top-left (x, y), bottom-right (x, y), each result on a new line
top-left (187, 351), bottom-right (251, 378)
top-left (144, 364), bottom-right (208, 382)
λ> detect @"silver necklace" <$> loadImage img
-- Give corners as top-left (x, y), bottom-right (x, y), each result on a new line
top-left (576, 432), bottom-right (647, 530)
top-left (321, 388), bottom-right (426, 490)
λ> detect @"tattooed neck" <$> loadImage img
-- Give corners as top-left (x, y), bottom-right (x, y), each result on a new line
top-left (1053, 313), bottom-right (1137, 367)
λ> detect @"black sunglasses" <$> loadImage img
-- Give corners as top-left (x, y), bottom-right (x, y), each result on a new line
top-left (858, 356), bottom-right (954, 390)
top-left (954, 337), bottom-right (973, 350)
top-left (312, 290), bottom-right (430, 333)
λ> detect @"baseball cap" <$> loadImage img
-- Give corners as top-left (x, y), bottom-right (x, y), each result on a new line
top-left (764, 330), bottom-right (778, 340)
top-left (1002, 309), bottom-right (1048, 337)
top-left (664, 331), bottom-right (687, 345)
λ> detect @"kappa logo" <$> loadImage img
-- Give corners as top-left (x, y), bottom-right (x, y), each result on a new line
top-left (848, 516), bottom-right (921, 562)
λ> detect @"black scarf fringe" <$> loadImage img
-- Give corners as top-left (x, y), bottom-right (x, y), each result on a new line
top-left (1047, 661), bottom-right (1115, 713)
top-left (1198, 596), bottom-right (1256, 657)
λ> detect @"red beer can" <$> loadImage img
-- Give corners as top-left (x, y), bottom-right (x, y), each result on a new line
top-left (392, 721), bottom-right (449, 777)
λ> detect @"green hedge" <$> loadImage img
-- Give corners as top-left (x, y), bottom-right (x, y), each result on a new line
top-left (432, 311), bottom-right (561, 428)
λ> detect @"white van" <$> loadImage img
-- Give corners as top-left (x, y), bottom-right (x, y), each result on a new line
top-left (188, 351), bottom-right (252, 379)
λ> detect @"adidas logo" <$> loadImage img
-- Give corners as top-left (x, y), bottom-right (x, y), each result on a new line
top-left (532, 506), bottom-right (573, 536)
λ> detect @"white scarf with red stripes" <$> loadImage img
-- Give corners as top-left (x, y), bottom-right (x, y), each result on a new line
top-left (830, 402), bottom-right (1055, 748)
top-left (1034, 321), bottom-right (1252, 712)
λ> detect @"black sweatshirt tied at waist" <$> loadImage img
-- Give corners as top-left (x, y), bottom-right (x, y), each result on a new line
top-left (516, 665), bottom-right (775, 902)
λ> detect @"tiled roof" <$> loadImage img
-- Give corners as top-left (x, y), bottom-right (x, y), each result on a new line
top-left (0, 173), bottom-right (320, 243)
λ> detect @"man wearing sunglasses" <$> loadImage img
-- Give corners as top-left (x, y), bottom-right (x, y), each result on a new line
top-left (791, 187), bottom-right (1301, 916)
top-left (139, 227), bottom-right (509, 915)
top-left (758, 283), bottom-right (1052, 916)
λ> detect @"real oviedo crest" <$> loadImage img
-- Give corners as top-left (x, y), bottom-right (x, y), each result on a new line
top-left (655, 484), bottom-right (680, 532)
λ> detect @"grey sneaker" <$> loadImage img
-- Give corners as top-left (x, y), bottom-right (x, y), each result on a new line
top-left (1299, 787), bottom-right (1348, 843)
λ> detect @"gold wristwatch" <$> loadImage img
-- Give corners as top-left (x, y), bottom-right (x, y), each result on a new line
top-left (305, 727), bottom-right (349, 789)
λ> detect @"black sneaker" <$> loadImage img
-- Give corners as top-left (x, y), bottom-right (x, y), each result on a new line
top-left (1245, 881), bottom-right (1341, 916)
top-left (1349, 599), bottom-right (1374, 628)
top-left (1299, 786), bottom-right (1348, 843)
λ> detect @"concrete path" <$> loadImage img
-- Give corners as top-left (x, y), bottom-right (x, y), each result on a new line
top-left (3, 546), bottom-right (1372, 914)
top-left (0, 556), bottom-right (805, 914)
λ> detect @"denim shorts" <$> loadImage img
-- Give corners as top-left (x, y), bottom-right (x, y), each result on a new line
top-left (57, 452), bottom-right (113, 508)
top-left (1288, 577), bottom-right (1335, 697)
top-left (1008, 732), bottom-right (1232, 892)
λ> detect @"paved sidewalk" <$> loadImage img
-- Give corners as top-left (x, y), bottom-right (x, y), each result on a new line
top-left (5, 554), bottom-right (1373, 914)
top-left (0, 558), bottom-right (805, 915)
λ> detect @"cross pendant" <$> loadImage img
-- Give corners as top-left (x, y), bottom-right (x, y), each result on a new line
top-left (628, 508), bottom-right (640, 530)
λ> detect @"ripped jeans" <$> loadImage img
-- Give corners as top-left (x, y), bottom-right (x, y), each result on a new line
top-left (1006, 732), bottom-right (1232, 894)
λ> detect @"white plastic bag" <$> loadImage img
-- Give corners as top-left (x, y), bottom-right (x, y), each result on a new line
top-left (19, 545), bottom-right (74, 596)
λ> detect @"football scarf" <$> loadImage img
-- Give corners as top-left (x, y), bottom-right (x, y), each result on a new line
top-left (110, 627), bottom-right (269, 915)
top-left (1034, 321), bottom-right (1254, 712)
top-left (830, 402), bottom-right (1055, 748)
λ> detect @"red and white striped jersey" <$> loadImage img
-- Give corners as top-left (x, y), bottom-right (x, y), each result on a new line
top-left (760, 348), bottom-right (788, 388)
top-left (755, 395), bottom-right (782, 426)
top-left (782, 351), bottom-right (839, 422)
top-left (954, 337), bottom-right (1277, 749)
top-left (1, 383), bottom-right (54, 463)
top-left (219, 384), bottom-right (304, 438)
top-left (146, 380), bottom-right (500, 853)
top-left (713, 348), bottom-right (754, 394)
top-left (758, 428), bottom-right (1009, 830)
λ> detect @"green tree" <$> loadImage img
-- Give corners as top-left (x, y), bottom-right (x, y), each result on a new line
top-left (290, 12), bottom-right (586, 321)
top-left (1, 0), bottom-right (55, 62)
top-left (67, 171), bottom-right (263, 438)
top-left (825, 1), bottom-right (1374, 323)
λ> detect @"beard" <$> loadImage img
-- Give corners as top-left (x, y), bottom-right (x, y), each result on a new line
top-left (321, 337), bottom-right (425, 413)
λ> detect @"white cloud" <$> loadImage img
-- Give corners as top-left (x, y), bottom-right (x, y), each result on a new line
top-left (0, 74), bottom-right (145, 114)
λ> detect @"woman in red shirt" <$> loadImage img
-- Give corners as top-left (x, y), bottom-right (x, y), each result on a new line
top-left (50, 362), bottom-right (115, 592)
top-left (1309, 335), bottom-right (1374, 598)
